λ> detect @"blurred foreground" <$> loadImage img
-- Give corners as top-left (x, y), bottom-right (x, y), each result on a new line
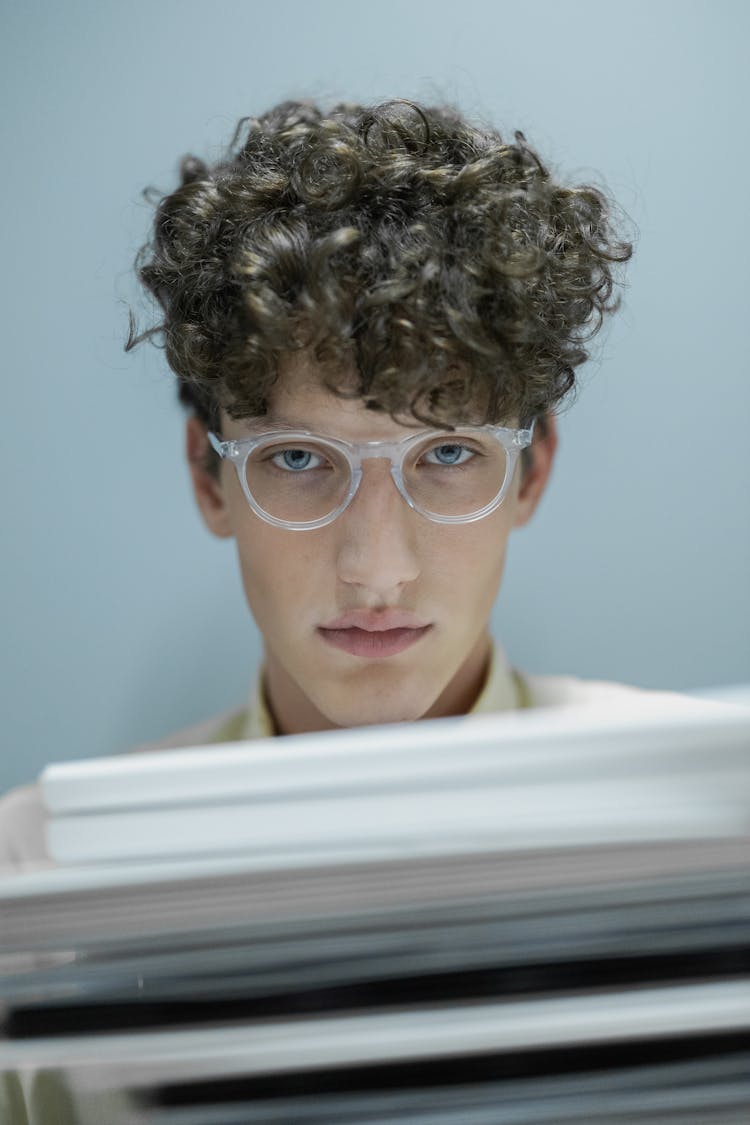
top-left (1, 701), bottom-right (749, 1123)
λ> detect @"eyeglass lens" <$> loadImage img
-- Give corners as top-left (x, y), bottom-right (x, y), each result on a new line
top-left (243, 433), bottom-right (510, 523)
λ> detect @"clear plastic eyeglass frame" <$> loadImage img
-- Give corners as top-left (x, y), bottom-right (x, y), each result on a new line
top-left (207, 422), bottom-right (534, 531)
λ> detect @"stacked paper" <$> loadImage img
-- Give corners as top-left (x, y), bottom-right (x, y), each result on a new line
top-left (1, 699), bottom-right (748, 1123)
top-left (40, 701), bottom-right (750, 866)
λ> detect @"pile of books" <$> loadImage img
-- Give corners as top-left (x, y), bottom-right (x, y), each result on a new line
top-left (1, 701), bottom-right (748, 1123)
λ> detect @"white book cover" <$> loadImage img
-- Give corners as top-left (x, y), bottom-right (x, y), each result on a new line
top-left (41, 702), bottom-right (750, 866)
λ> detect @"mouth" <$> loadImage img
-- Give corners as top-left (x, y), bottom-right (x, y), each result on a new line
top-left (317, 625), bottom-right (432, 658)
top-left (317, 610), bottom-right (432, 659)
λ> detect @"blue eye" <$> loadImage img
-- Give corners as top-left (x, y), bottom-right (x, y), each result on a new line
top-left (424, 443), bottom-right (473, 466)
top-left (272, 448), bottom-right (324, 472)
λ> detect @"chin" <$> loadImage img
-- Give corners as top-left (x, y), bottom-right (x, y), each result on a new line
top-left (318, 690), bottom-right (436, 730)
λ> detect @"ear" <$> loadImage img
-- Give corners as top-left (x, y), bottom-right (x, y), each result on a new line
top-left (185, 417), bottom-right (234, 539)
top-left (512, 415), bottom-right (558, 528)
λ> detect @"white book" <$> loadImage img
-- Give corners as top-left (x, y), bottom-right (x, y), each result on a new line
top-left (41, 702), bottom-right (750, 866)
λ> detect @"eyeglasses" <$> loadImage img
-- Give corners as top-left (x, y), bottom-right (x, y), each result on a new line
top-left (207, 422), bottom-right (534, 531)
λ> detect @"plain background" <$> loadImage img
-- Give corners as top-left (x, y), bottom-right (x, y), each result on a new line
top-left (2, 0), bottom-right (748, 792)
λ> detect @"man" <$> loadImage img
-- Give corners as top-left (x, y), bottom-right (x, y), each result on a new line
top-left (1, 97), bottom-right (645, 865)
top-left (130, 96), bottom-right (638, 742)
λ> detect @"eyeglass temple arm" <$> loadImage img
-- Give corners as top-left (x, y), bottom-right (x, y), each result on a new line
top-left (207, 431), bottom-right (233, 458)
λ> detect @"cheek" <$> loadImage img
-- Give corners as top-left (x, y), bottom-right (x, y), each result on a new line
top-left (423, 512), bottom-right (514, 589)
top-left (231, 519), bottom-right (330, 620)
top-left (464, 536), bottom-right (509, 612)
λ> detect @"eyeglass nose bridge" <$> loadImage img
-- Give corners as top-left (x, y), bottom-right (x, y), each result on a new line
top-left (340, 452), bottom-right (421, 520)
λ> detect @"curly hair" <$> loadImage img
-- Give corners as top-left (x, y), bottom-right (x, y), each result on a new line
top-left (128, 98), bottom-right (632, 432)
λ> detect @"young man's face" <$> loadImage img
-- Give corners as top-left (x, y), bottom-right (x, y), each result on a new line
top-left (188, 353), bottom-right (556, 734)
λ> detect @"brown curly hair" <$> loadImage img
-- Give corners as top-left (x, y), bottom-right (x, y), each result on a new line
top-left (128, 98), bottom-right (632, 432)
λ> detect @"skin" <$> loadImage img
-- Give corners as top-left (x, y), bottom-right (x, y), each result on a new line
top-left (187, 352), bottom-right (557, 735)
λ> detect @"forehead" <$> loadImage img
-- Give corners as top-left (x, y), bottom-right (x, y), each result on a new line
top-left (228, 353), bottom-right (435, 441)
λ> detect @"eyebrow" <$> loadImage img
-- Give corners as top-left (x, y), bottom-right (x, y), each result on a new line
top-left (236, 414), bottom-right (305, 434)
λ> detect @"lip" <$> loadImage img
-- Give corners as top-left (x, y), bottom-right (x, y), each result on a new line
top-left (317, 609), bottom-right (432, 659)
top-left (317, 624), bottom-right (432, 658)
top-left (320, 609), bottom-right (429, 632)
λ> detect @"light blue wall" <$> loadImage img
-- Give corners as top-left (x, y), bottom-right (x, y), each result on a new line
top-left (2, 0), bottom-right (748, 791)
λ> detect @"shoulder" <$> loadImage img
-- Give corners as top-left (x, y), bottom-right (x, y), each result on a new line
top-left (131, 706), bottom-right (249, 752)
top-left (523, 672), bottom-right (711, 714)
top-left (0, 782), bottom-right (49, 872)
top-left (0, 707), bottom-right (250, 875)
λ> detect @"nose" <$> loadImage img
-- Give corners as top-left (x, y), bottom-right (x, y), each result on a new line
top-left (335, 460), bottom-right (421, 595)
